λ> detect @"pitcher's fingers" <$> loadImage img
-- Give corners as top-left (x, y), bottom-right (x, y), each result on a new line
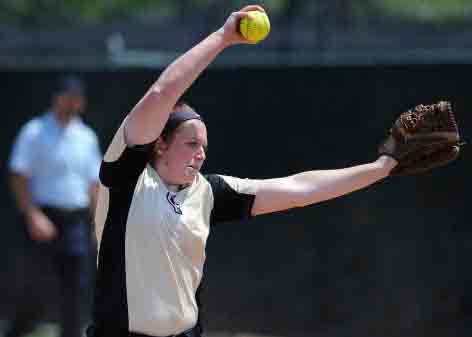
top-left (232, 11), bottom-right (251, 21)
top-left (239, 5), bottom-right (265, 13)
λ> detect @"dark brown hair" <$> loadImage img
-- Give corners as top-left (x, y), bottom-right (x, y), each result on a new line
top-left (160, 101), bottom-right (200, 141)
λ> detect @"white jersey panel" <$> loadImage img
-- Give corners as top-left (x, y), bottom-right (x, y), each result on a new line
top-left (125, 167), bottom-right (212, 336)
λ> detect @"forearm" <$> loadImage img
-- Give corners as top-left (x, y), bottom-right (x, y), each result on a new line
top-left (252, 156), bottom-right (397, 215)
top-left (9, 173), bottom-right (39, 216)
top-left (290, 156), bottom-right (396, 207)
top-left (155, 31), bottom-right (228, 101)
top-left (10, 173), bottom-right (57, 241)
top-left (126, 31), bottom-right (229, 145)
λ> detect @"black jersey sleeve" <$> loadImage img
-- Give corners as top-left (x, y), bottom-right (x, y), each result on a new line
top-left (205, 174), bottom-right (257, 224)
top-left (99, 119), bottom-right (156, 188)
top-left (99, 142), bottom-right (155, 187)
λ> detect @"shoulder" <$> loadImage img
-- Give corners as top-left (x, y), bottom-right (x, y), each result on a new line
top-left (202, 173), bottom-right (220, 187)
top-left (201, 174), bottom-right (258, 222)
top-left (202, 174), bottom-right (226, 194)
top-left (204, 174), bottom-right (258, 195)
top-left (196, 173), bottom-right (214, 195)
top-left (74, 119), bottom-right (99, 143)
top-left (16, 115), bottom-right (45, 140)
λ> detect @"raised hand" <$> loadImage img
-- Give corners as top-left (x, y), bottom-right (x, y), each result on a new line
top-left (217, 5), bottom-right (266, 46)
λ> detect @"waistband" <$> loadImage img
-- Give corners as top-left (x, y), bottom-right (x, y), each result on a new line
top-left (40, 205), bottom-right (89, 220)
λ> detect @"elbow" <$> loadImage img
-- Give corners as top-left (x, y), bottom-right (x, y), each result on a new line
top-left (287, 177), bottom-right (321, 209)
top-left (145, 85), bottom-right (168, 103)
top-left (137, 84), bottom-right (173, 108)
top-left (291, 185), bottom-right (328, 208)
top-left (149, 81), bottom-right (180, 100)
top-left (9, 172), bottom-right (27, 190)
top-left (135, 84), bottom-right (179, 114)
top-left (148, 83), bottom-right (165, 96)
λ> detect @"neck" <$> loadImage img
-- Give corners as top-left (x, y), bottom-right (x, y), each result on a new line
top-left (52, 109), bottom-right (74, 127)
top-left (168, 184), bottom-right (188, 192)
top-left (152, 161), bottom-right (191, 192)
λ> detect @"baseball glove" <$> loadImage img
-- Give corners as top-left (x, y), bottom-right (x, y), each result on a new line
top-left (378, 101), bottom-right (462, 175)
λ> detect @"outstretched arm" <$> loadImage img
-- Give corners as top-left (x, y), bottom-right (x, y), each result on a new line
top-left (125, 5), bottom-right (265, 146)
top-left (251, 155), bottom-right (397, 216)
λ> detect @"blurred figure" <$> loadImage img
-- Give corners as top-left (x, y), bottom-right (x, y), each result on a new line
top-left (6, 76), bottom-right (102, 337)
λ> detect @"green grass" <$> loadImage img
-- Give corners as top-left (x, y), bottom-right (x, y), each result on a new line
top-left (377, 0), bottom-right (472, 22)
top-left (23, 324), bottom-right (58, 337)
top-left (0, 322), bottom-right (58, 337)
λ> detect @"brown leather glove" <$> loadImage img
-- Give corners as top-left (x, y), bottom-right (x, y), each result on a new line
top-left (379, 101), bottom-right (463, 175)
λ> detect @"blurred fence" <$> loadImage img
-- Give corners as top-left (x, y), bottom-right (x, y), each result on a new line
top-left (0, 65), bottom-right (471, 337)
top-left (2, 1), bottom-right (472, 68)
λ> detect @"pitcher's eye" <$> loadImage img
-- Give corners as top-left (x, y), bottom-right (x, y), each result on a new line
top-left (187, 141), bottom-right (199, 149)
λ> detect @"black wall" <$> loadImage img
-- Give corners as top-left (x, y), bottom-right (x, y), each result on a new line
top-left (1, 65), bottom-right (470, 337)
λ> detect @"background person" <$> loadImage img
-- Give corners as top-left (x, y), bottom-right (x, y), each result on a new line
top-left (7, 75), bottom-right (102, 337)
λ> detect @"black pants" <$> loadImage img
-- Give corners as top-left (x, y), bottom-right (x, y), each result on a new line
top-left (6, 207), bottom-right (93, 337)
top-left (120, 327), bottom-right (201, 337)
top-left (88, 324), bottom-right (202, 337)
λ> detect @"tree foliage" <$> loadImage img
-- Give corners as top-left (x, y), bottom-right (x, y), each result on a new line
top-left (0, 0), bottom-right (470, 28)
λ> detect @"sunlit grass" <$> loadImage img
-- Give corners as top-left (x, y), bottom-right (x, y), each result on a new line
top-left (378, 0), bottom-right (472, 22)
top-left (22, 324), bottom-right (58, 337)
top-left (0, 322), bottom-right (58, 337)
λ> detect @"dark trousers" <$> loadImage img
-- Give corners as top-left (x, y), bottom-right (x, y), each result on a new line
top-left (88, 323), bottom-right (202, 337)
top-left (6, 207), bottom-right (93, 337)
top-left (130, 328), bottom-right (201, 337)
top-left (99, 327), bottom-right (202, 337)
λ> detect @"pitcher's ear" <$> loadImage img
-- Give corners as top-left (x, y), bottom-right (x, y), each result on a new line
top-left (155, 136), bottom-right (169, 156)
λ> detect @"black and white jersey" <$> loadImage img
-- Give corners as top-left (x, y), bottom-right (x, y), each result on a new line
top-left (93, 121), bottom-right (258, 337)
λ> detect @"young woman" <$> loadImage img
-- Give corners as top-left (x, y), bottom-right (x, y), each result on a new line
top-left (89, 5), bottom-right (397, 337)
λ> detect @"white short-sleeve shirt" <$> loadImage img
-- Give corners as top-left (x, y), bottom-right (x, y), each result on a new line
top-left (9, 112), bottom-right (102, 209)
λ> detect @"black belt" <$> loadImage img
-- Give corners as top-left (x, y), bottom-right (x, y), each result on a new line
top-left (40, 206), bottom-right (89, 221)
top-left (129, 327), bottom-right (200, 337)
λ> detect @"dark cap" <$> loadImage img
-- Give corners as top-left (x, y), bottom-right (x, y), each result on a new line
top-left (161, 110), bottom-right (203, 137)
top-left (54, 75), bottom-right (86, 96)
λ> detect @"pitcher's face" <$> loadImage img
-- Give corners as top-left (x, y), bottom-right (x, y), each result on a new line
top-left (156, 119), bottom-right (208, 186)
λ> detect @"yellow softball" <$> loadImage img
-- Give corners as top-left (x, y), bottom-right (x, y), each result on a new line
top-left (239, 11), bottom-right (270, 43)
